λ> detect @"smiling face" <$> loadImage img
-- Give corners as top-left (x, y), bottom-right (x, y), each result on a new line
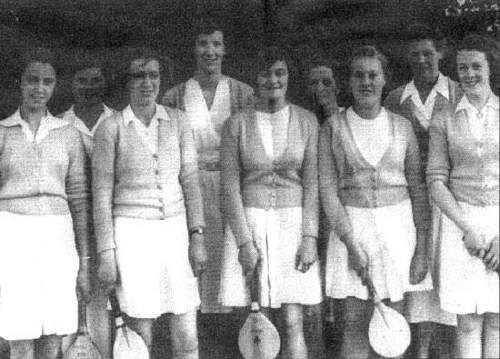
top-left (72, 66), bottom-right (105, 105)
top-left (194, 30), bottom-right (225, 76)
top-left (128, 59), bottom-right (160, 107)
top-left (257, 60), bottom-right (288, 102)
top-left (21, 61), bottom-right (56, 111)
top-left (350, 56), bottom-right (385, 110)
top-left (407, 39), bottom-right (443, 84)
top-left (456, 50), bottom-right (490, 98)
top-left (308, 65), bottom-right (338, 107)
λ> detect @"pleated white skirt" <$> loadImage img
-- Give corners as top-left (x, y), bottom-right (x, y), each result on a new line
top-left (219, 207), bottom-right (322, 308)
top-left (114, 214), bottom-right (200, 318)
top-left (438, 202), bottom-right (499, 315)
top-left (0, 211), bottom-right (79, 340)
top-left (325, 200), bottom-right (432, 302)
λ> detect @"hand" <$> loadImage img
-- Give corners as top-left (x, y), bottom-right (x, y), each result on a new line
top-left (77, 260), bottom-right (92, 303)
top-left (189, 234), bottom-right (207, 277)
top-left (342, 235), bottom-right (369, 282)
top-left (463, 227), bottom-right (487, 257)
top-left (97, 249), bottom-right (117, 293)
top-left (238, 241), bottom-right (260, 276)
top-left (295, 236), bottom-right (318, 273)
top-left (482, 236), bottom-right (499, 271)
top-left (409, 252), bottom-right (428, 284)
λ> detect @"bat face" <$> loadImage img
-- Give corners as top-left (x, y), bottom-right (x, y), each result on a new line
top-left (239, 312), bottom-right (280, 359)
top-left (368, 304), bottom-right (410, 358)
top-left (63, 334), bottom-right (102, 359)
top-left (113, 326), bottom-right (149, 359)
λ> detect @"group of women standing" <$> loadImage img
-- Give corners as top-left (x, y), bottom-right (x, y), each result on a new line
top-left (0, 19), bottom-right (497, 359)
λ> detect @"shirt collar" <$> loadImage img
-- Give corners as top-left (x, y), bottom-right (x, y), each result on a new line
top-left (1, 108), bottom-right (68, 130)
top-left (401, 73), bottom-right (450, 104)
top-left (65, 104), bottom-right (113, 136)
top-left (122, 104), bottom-right (169, 126)
top-left (456, 92), bottom-right (499, 113)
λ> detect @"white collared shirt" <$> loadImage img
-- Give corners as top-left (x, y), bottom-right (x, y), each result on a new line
top-left (401, 73), bottom-right (450, 130)
top-left (62, 104), bottom-right (113, 153)
top-left (122, 104), bottom-right (170, 154)
top-left (0, 109), bottom-right (68, 144)
top-left (455, 93), bottom-right (499, 143)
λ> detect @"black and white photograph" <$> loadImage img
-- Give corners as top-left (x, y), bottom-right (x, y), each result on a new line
top-left (0, 0), bottom-right (498, 358)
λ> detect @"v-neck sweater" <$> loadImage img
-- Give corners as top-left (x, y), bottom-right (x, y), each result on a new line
top-left (92, 105), bottom-right (204, 253)
top-left (319, 109), bottom-right (429, 238)
top-left (220, 104), bottom-right (319, 246)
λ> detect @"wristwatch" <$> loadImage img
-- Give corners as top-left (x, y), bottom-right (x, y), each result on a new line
top-left (189, 226), bottom-right (204, 236)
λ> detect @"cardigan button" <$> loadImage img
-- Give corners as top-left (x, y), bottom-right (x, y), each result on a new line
top-left (155, 169), bottom-right (160, 175)
top-left (157, 184), bottom-right (162, 190)
top-left (152, 153), bottom-right (158, 159)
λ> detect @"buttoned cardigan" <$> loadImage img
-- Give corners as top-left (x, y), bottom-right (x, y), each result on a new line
top-left (0, 113), bottom-right (89, 246)
top-left (319, 108), bottom-right (430, 238)
top-left (427, 94), bottom-right (499, 207)
top-left (92, 105), bottom-right (204, 253)
top-left (220, 104), bottom-right (319, 247)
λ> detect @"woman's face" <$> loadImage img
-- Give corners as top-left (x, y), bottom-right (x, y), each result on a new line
top-left (456, 50), bottom-right (490, 98)
top-left (194, 30), bottom-right (225, 75)
top-left (72, 66), bottom-right (106, 105)
top-left (349, 56), bottom-right (385, 109)
top-left (308, 65), bottom-right (338, 107)
top-left (21, 61), bottom-right (56, 111)
top-left (257, 60), bottom-right (288, 102)
top-left (128, 58), bottom-right (160, 107)
top-left (407, 39), bottom-right (443, 84)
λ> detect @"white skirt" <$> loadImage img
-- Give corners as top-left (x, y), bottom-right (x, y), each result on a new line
top-left (219, 207), bottom-right (322, 308)
top-left (405, 206), bottom-right (457, 325)
top-left (438, 202), bottom-right (499, 315)
top-left (325, 200), bottom-right (432, 302)
top-left (0, 211), bottom-right (79, 340)
top-left (114, 214), bottom-right (200, 318)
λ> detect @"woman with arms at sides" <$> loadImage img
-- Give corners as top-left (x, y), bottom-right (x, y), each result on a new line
top-left (0, 48), bottom-right (90, 359)
top-left (93, 47), bottom-right (207, 359)
top-left (384, 23), bottom-right (458, 359)
top-left (319, 45), bottom-right (432, 359)
top-left (59, 53), bottom-right (115, 359)
top-left (162, 18), bottom-right (254, 321)
top-left (427, 34), bottom-right (499, 359)
top-left (219, 46), bottom-right (321, 359)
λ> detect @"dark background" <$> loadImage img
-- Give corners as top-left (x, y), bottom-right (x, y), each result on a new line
top-left (0, 0), bottom-right (498, 118)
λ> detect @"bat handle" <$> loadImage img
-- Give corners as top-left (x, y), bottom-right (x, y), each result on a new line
top-left (249, 260), bottom-right (262, 310)
top-left (365, 275), bottom-right (381, 304)
top-left (77, 300), bottom-right (89, 334)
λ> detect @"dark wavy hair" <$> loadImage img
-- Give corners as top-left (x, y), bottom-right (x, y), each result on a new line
top-left (17, 47), bottom-right (57, 82)
top-left (117, 46), bottom-right (162, 91)
top-left (403, 23), bottom-right (446, 52)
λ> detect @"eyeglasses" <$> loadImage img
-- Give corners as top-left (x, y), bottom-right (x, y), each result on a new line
top-left (129, 71), bottom-right (160, 80)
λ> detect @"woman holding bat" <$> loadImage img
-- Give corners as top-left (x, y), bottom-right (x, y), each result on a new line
top-left (319, 45), bottom-right (432, 359)
top-left (427, 34), bottom-right (499, 359)
top-left (92, 47), bottom-right (207, 359)
top-left (219, 46), bottom-right (322, 358)
top-left (0, 48), bottom-right (91, 359)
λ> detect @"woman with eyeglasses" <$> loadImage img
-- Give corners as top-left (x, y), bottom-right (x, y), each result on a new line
top-left (93, 47), bottom-right (206, 359)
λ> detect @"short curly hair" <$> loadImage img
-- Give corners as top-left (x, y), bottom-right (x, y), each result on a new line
top-left (403, 23), bottom-right (446, 52)
top-left (348, 45), bottom-right (389, 79)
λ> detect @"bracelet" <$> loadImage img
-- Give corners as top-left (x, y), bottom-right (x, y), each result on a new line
top-left (80, 256), bottom-right (91, 260)
top-left (189, 226), bottom-right (204, 236)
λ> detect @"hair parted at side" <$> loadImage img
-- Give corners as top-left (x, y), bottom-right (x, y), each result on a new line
top-left (348, 45), bottom-right (389, 78)
top-left (255, 46), bottom-right (292, 75)
top-left (18, 47), bottom-right (57, 79)
top-left (117, 46), bottom-right (162, 90)
top-left (192, 16), bottom-right (224, 40)
top-left (457, 34), bottom-right (499, 69)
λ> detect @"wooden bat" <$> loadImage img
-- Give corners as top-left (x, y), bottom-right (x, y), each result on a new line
top-left (63, 301), bottom-right (103, 359)
top-left (238, 261), bottom-right (281, 359)
top-left (365, 275), bottom-right (411, 358)
top-left (109, 292), bottom-right (149, 359)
